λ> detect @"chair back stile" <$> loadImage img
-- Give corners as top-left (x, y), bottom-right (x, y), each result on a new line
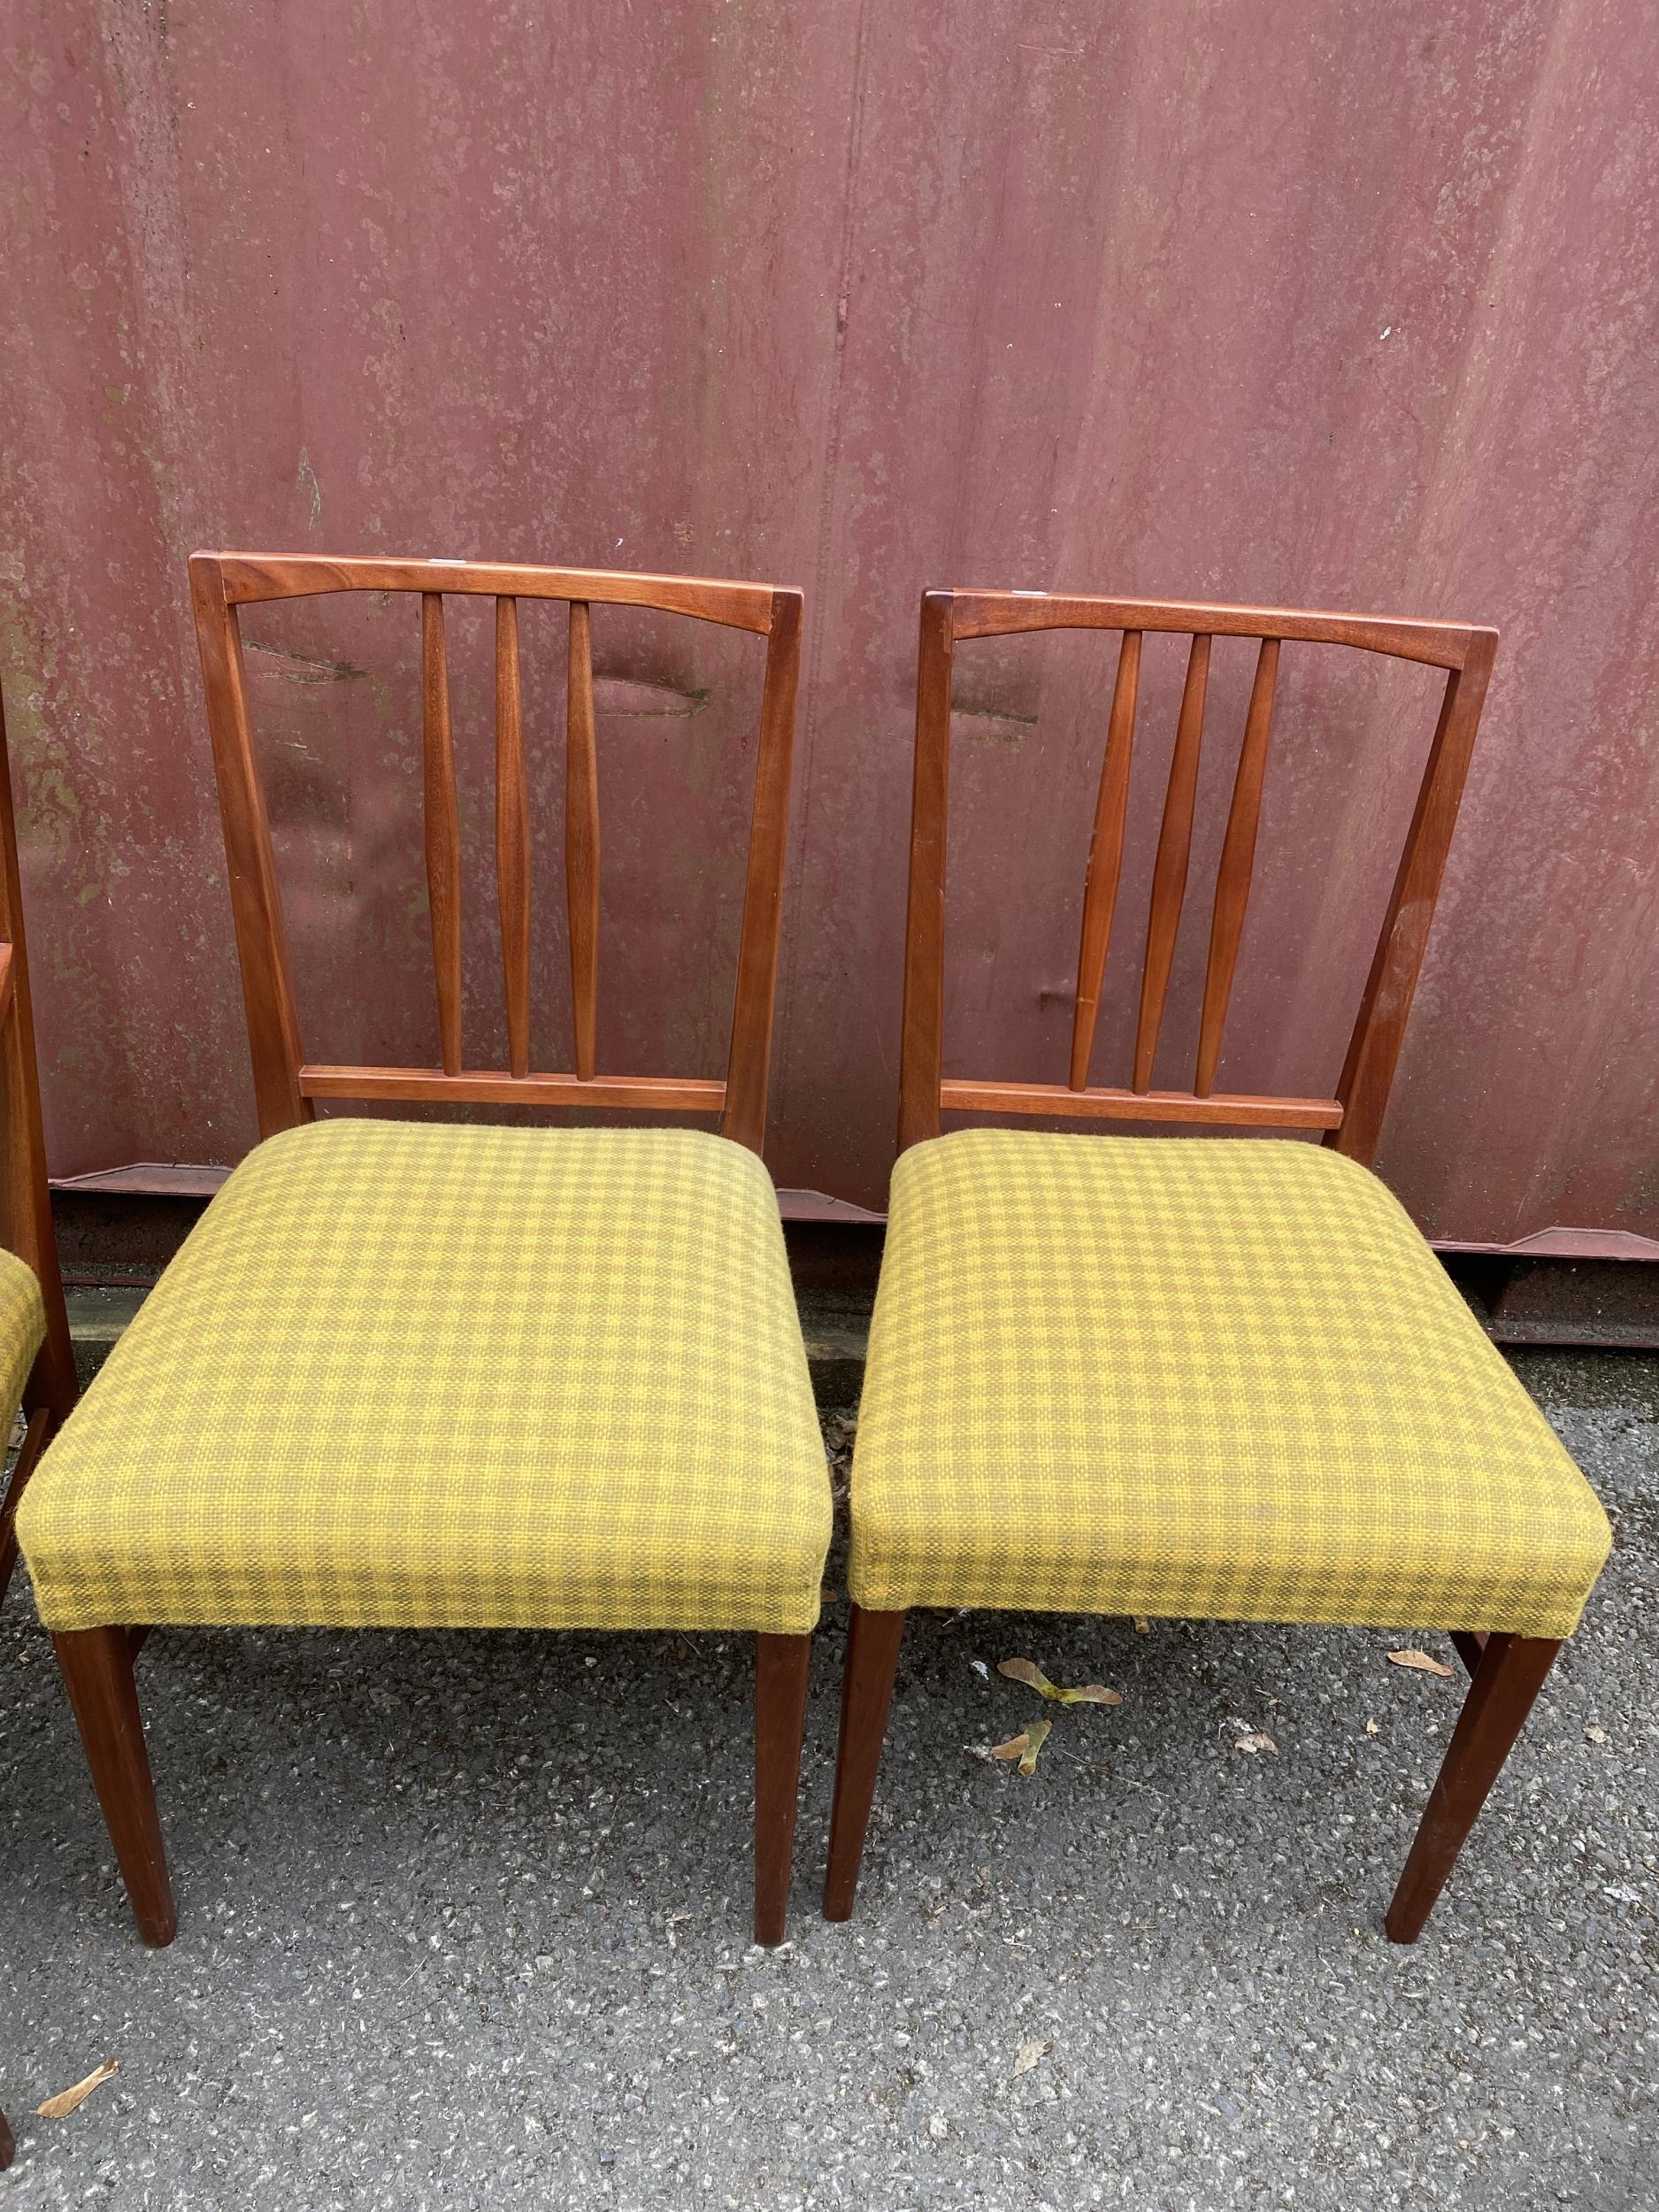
top-left (188, 552), bottom-right (805, 1156)
top-left (897, 589), bottom-right (1498, 1168)
top-left (0, 687), bottom-right (77, 1605)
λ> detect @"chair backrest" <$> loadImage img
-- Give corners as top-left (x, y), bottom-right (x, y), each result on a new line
top-left (898, 589), bottom-right (1498, 1168)
top-left (188, 553), bottom-right (804, 1155)
top-left (0, 687), bottom-right (78, 1600)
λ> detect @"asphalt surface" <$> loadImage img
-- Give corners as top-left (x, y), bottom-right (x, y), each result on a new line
top-left (3, 1348), bottom-right (1655, 2209)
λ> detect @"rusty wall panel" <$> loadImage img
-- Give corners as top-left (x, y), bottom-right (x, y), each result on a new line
top-left (2, 0), bottom-right (1655, 1237)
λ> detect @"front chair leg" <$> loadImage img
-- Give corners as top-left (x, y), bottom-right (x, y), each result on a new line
top-left (1386, 1631), bottom-right (1562, 1943)
top-left (754, 1632), bottom-right (811, 1946)
top-left (0, 2104), bottom-right (14, 2170)
top-left (52, 1625), bottom-right (176, 1947)
top-left (823, 1604), bottom-right (906, 1922)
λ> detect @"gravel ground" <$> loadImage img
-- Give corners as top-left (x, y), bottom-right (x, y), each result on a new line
top-left (3, 1348), bottom-right (1655, 2210)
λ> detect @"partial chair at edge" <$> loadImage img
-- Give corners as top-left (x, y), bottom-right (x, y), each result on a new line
top-left (824, 587), bottom-right (1609, 1941)
top-left (0, 684), bottom-right (80, 2166)
top-left (16, 551), bottom-right (829, 1950)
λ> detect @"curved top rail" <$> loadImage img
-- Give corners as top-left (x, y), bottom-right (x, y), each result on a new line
top-left (193, 552), bottom-right (784, 635)
top-left (943, 588), bottom-right (1487, 670)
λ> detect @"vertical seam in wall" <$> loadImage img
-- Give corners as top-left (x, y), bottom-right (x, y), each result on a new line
top-left (1388, 0), bottom-right (1578, 1240)
top-left (769, 0), bottom-right (872, 1148)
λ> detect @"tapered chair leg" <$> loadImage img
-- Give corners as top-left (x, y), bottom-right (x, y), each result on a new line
top-left (1386, 1631), bottom-right (1562, 1943)
top-left (754, 1632), bottom-right (811, 1946)
top-left (52, 1624), bottom-right (176, 1947)
top-left (0, 2105), bottom-right (13, 2170)
top-left (823, 1604), bottom-right (906, 1922)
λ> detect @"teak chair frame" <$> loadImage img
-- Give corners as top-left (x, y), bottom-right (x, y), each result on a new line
top-left (0, 687), bottom-right (78, 2172)
top-left (824, 588), bottom-right (1543, 1943)
top-left (50, 552), bottom-right (812, 1951)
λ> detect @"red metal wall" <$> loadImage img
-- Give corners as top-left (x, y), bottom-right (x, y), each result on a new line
top-left (3, 0), bottom-right (1655, 1235)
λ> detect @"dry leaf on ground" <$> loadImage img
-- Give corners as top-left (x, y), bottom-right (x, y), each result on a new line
top-left (1013, 2038), bottom-right (1052, 2077)
top-left (1133, 1617), bottom-right (1150, 1634)
top-left (822, 1410), bottom-right (857, 1504)
top-left (1387, 1648), bottom-right (1455, 1677)
top-left (38, 2059), bottom-right (119, 2119)
top-left (1233, 1731), bottom-right (1277, 1755)
top-left (990, 1732), bottom-right (1030, 1763)
top-left (1364, 1717), bottom-right (1380, 1736)
top-left (998, 1657), bottom-right (1122, 1706)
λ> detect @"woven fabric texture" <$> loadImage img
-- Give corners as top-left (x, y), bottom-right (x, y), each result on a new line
top-left (849, 1131), bottom-right (1609, 1637)
top-left (20, 1121), bottom-right (830, 1633)
top-left (0, 1245), bottom-right (44, 1432)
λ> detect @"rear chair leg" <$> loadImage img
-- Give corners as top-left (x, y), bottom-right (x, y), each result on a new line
top-left (823, 1605), bottom-right (906, 1922)
top-left (0, 2105), bottom-right (13, 2170)
top-left (1386, 1632), bottom-right (1562, 1942)
top-left (754, 1632), bottom-right (811, 1946)
top-left (0, 1406), bottom-right (53, 1609)
top-left (52, 1624), bottom-right (176, 1947)
top-left (1449, 1629), bottom-right (1488, 1678)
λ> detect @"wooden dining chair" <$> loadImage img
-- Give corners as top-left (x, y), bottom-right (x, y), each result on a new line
top-left (17, 552), bottom-right (829, 1948)
top-left (825, 588), bottom-right (1610, 1940)
top-left (0, 687), bottom-right (79, 2169)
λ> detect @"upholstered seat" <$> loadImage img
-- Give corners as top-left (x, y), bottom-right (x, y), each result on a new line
top-left (849, 1130), bottom-right (1609, 1639)
top-left (0, 1248), bottom-right (45, 1430)
top-left (21, 1119), bottom-right (830, 1637)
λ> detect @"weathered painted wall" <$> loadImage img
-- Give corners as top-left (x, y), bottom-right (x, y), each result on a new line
top-left (3, 0), bottom-right (1655, 1233)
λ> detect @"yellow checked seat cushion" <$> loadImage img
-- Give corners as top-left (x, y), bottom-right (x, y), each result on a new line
top-left (19, 1122), bottom-right (830, 1634)
top-left (849, 1132), bottom-right (1609, 1639)
top-left (0, 1245), bottom-right (45, 1433)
